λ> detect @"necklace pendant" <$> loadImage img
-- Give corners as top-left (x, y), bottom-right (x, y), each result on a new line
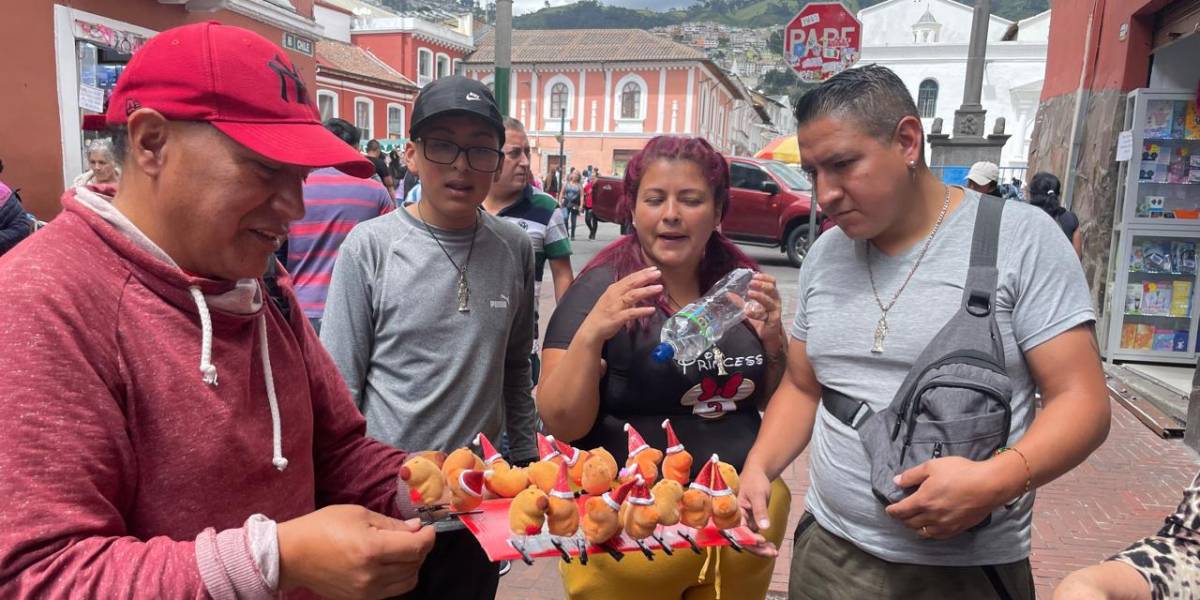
top-left (457, 273), bottom-right (470, 313)
top-left (872, 317), bottom-right (888, 354)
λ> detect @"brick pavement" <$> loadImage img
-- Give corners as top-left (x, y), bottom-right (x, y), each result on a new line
top-left (496, 399), bottom-right (1199, 599)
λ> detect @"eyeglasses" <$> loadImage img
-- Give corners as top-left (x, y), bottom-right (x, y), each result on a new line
top-left (503, 146), bottom-right (532, 161)
top-left (417, 137), bottom-right (503, 172)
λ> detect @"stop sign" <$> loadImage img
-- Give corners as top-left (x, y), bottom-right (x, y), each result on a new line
top-left (784, 2), bottom-right (862, 83)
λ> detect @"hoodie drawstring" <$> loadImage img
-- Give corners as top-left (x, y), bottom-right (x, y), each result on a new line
top-left (258, 315), bottom-right (288, 471)
top-left (189, 287), bottom-right (219, 386)
top-left (189, 286), bottom-right (288, 472)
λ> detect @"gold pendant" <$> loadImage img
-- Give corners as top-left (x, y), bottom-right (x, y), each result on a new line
top-left (872, 316), bottom-right (888, 354)
top-left (457, 273), bottom-right (470, 313)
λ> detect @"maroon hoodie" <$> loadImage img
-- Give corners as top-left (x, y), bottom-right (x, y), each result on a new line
top-left (0, 189), bottom-right (415, 598)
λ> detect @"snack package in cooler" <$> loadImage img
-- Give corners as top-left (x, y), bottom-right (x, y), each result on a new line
top-left (1135, 324), bottom-right (1156, 349)
top-left (1143, 281), bottom-right (1173, 315)
top-left (1131, 242), bottom-right (1147, 271)
top-left (1186, 101), bottom-right (1200, 140)
top-left (1173, 241), bottom-right (1197, 274)
top-left (1169, 148), bottom-right (1192, 184)
top-left (1125, 283), bottom-right (1144, 313)
top-left (1145, 100), bottom-right (1175, 138)
top-left (1173, 101), bottom-right (1190, 138)
top-left (1176, 331), bottom-right (1190, 352)
top-left (1144, 242), bottom-right (1174, 273)
top-left (1121, 323), bottom-right (1138, 349)
top-left (1171, 281), bottom-right (1193, 317)
top-left (1153, 329), bottom-right (1176, 351)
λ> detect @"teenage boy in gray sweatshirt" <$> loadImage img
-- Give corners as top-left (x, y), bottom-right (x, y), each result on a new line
top-left (321, 76), bottom-right (536, 600)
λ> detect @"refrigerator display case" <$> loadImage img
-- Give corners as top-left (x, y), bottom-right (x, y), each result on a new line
top-left (1106, 89), bottom-right (1200, 364)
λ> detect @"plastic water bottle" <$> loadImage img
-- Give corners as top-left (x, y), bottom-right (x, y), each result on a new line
top-left (652, 268), bottom-right (760, 363)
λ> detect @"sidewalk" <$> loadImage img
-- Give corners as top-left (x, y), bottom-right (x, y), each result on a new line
top-left (496, 399), bottom-right (1199, 599)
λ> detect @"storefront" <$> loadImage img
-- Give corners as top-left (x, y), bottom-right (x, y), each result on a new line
top-left (1030, 0), bottom-right (1200, 368)
top-left (0, 1), bottom-right (320, 219)
top-left (1104, 3), bottom-right (1200, 365)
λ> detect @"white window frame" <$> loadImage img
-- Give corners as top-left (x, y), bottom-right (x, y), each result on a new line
top-left (386, 103), bottom-right (406, 140)
top-left (542, 74), bottom-right (576, 124)
top-left (613, 73), bottom-right (649, 133)
top-left (435, 52), bottom-right (451, 79)
top-left (417, 48), bottom-right (434, 86)
top-left (354, 96), bottom-right (373, 142)
top-left (917, 78), bottom-right (939, 119)
top-left (317, 89), bottom-right (339, 120)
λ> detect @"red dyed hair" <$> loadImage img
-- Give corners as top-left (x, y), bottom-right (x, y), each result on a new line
top-left (577, 136), bottom-right (760, 330)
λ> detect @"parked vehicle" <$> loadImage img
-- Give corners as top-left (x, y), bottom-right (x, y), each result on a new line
top-left (590, 156), bottom-right (819, 267)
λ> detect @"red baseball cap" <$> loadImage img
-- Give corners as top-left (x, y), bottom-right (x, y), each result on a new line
top-left (92, 21), bottom-right (373, 178)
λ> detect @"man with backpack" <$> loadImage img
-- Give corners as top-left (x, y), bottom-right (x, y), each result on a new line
top-left (738, 65), bottom-right (1109, 599)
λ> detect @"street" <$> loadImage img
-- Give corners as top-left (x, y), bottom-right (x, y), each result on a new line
top-left (515, 221), bottom-right (1200, 600)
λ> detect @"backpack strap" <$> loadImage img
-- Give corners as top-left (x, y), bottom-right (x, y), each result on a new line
top-left (822, 193), bottom-right (1004, 430)
top-left (962, 195), bottom-right (1004, 317)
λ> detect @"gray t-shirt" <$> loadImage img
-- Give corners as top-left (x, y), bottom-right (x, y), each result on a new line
top-left (792, 190), bottom-right (1095, 566)
top-left (320, 207), bottom-right (537, 462)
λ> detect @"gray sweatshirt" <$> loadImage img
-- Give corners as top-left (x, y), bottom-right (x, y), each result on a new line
top-left (320, 206), bottom-right (537, 462)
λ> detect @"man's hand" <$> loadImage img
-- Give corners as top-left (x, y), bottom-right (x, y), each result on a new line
top-left (884, 455), bottom-right (1022, 539)
top-left (737, 466), bottom-right (774, 534)
top-left (278, 505), bottom-right (436, 600)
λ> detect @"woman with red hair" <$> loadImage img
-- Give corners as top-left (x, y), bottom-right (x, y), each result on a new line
top-left (538, 136), bottom-right (790, 599)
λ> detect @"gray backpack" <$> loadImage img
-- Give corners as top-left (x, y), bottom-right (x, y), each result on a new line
top-left (823, 195), bottom-right (1012, 523)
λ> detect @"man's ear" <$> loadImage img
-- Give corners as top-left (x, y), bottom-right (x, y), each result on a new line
top-left (404, 141), bottom-right (419, 178)
top-left (125, 109), bottom-right (170, 178)
top-left (894, 115), bottom-right (925, 167)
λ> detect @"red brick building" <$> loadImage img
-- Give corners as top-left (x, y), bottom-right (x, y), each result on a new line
top-left (315, 39), bottom-right (418, 148)
top-left (0, 0), bottom-right (323, 219)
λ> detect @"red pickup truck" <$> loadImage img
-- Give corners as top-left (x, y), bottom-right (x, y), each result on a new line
top-left (589, 156), bottom-right (819, 267)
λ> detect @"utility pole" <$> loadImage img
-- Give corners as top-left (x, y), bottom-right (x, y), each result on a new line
top-left (494, 0), bottom-right (512, 116)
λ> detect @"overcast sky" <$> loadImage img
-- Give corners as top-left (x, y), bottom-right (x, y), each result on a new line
top-left (510, 0), bottom-right (695, 15)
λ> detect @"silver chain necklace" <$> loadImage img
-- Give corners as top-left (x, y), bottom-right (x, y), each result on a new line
top-left (866, 185), bottom-right (951, 354)
top-left (417, 203), bottom-right (479, 313)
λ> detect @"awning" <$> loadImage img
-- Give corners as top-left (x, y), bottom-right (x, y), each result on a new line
top-left (754, 135), bottom-right (800, 164)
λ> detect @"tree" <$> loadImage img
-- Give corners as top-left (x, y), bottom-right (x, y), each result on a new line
top-left (767, 28), bottom-right (783, 54)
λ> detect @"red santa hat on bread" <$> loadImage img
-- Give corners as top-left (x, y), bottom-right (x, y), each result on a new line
top-left (474, 433), bottom-right (503, 465)
top-left (662, 419), bottom-right (685, 455)
top-left (626, 475), bottom-right (655, 506)
top-left (550, 460), bottom-right (575, 500)
top-left (459, 470), bottom-right (485, 498)
top-left (602, 477), bottom-right (638, 510)
top-left (709, 458), bottom-right (734, 497)
top-left (624, 423), bottom-right (650, 459)
top-left (554, 438), bottom-right (582, 466)
top-left (689, 454), bottom-right (718, 493)
top-left (537, 432), bottom-right (561, 461)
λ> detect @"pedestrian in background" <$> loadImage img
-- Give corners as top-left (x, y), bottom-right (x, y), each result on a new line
top-left (72, 138), bottom-right (121, 189)
top-left (583, 173), bottom-right (599, 240)
top-left (0, 159), bottom-right (34, 256)
top-left (1027, 172), bottom-right (1082, 259)
top-left (562, 170), bottom-right (583, 239)
top-left (364, 139), bottom-right (396, 199)
top-left (389, 148), bottom-right (408, 204)
top-left (286, 118), bottom-right (394, 334)
top-left (965, 160), bottom-right (1000, 196)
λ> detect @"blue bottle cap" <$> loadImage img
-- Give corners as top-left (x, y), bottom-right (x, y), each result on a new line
top-left (651, 342), bottom-right (674, 363)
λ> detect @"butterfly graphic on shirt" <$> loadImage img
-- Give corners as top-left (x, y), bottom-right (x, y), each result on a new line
top-left (680, 372), bottom-right (755, 419)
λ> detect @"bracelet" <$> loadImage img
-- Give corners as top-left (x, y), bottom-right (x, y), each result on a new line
top-left (995, 446), bottom-right (1032, 495)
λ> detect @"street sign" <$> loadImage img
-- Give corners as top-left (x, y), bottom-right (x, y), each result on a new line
top-left (784, 2), bottom-right (861, 83)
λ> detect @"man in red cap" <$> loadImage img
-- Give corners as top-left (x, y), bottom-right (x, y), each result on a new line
top-left (0, 22), bottom-right (435, 599)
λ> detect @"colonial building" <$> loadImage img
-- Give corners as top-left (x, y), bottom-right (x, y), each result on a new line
top-left (314, 38), bottom-right (418, 148)
top-left (463, 28), bottom-right (765, 178)
top-left (312, 0), bottom-right (474, 144)
top-left (858, 0), bottom-right (1050, 169)
top-left (2, 0), bottom-right (323, 218)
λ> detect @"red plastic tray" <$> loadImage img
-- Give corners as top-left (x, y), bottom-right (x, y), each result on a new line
top-left (457, 496), bottom-right (758, 562)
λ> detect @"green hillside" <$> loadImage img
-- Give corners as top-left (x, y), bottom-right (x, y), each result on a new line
top-left (514, 0), bottom-right (1049, 30)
